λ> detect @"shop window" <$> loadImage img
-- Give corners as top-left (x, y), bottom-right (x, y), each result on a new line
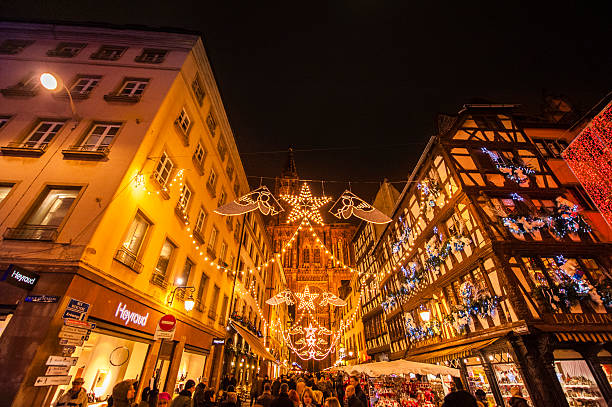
top-left (90, 45), bottom-right (127, 60)
top-left (5, 186), bottom-right (79, 241)
top-left (0, 39), bottom-right (34, 54)
top-left (555, 359), bottom-right (605, 406)
top-left (154, 239), bottom-right (176, 279)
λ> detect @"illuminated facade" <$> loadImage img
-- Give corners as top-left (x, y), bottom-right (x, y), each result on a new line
top-left (0, 22), bottom-right (277, 406)
top-left (368, 104), bottom-right (612, 407)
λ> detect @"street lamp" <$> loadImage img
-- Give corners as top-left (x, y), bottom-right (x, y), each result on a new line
top-left (39, 72), bottom-right (78, 119)
top-left (419, 307), bottom-right (431, 322)
top-left (167, 286), bottom-right (196, 311)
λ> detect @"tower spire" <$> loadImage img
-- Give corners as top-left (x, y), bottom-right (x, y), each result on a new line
top-left (275, 148), bottom-right (300, 197)
top-left (282, 147), bottom-right (298, 179)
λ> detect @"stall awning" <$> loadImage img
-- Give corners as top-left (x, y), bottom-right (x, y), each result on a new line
top-left (407, 337), bottom-right (499, 364)
top-left (555, 332), bottom-right (612, 343)
top-left (230, 320), bottom-right (276, 362)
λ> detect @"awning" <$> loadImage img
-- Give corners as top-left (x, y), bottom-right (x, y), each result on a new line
top-left (230, 320), bottom-right (276, 362)
top-left (337, 360), bottom-right (459, 377)
top-left (555, 332), bottom-right (612, 343)
top-left (407, 337), bottom-right (499, 364)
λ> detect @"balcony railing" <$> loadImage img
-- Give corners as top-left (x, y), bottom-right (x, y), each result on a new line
top-left (192, 155), bottom-right (205, 176)
top-left (62, 145), bottom-right (110, 159)
top-left (103, 93), bottom-right (141, 104)
top-left (113, 247), bottom-right (143, 272)
top-left (3, 225), bottom-right (58, 241)
top-left (1, 141), bottom-right (49, 157)
top-left (150, 272), bottom-right (168, 289)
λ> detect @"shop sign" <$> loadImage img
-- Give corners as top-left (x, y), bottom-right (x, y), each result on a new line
top-left (45, 365), bottom-right (70, 376)
top-left (59, 338), bottom-right (84, 347)
top-left (34, 375), bottom-right (72, 386)
top-left (213, 338), bottom-right (225, 345)
top-left (551, 313), bottom-right (612, 325)
top-left (64, 318), bottom-right (95, 330)
top-left (60, 326), bottom-right (89, 336)
top-left (25, 295), bottom-right (60, 303)
top-left (2, 264), bottom-right (39, 290)
top-left (115, 302), bottom-right (149, 327)
top-left (154, 314), bottom-right (176, 340)
top-left (46, 356), bottom-right (78, 366)
top-left (62, 298), bottom-right (90, 321)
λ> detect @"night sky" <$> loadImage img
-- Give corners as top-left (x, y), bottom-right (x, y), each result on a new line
top-left (2, 1), bottom-right (611, 200)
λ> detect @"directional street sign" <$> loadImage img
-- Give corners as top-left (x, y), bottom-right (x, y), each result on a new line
top-left (46, 356), bottom-right (78, 366)
top-left (45, 365), bottom-right (71, 376)
top-left (34, 375), bottom-right (72, 386)
top-left (59, 338), bottom-right (84, 347)
top-left (64, 319), bottom-right (95, 330)
top-left (58, 331), bottom-right (85, 341)
top-left (62, 346), bottom-right (76, 356)
top-left (60, 325), bottom-right (89, 336)
top-left (62, 298), bottom-right (90, 321)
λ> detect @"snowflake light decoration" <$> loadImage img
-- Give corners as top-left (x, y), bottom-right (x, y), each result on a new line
top-left (281, 183), bottom-right (331, 225)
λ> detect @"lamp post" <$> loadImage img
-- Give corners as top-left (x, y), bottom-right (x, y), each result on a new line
top-left (39, 72), bottom-right (78, 119)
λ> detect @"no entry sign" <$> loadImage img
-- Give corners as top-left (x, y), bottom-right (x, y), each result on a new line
top-left (154, 314), bottom-right (176, 340)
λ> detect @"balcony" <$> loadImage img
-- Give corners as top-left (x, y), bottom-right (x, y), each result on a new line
top-left (193, 229), bottom-right (205, 245)
top-left (1, 141), bottom-right (49, 157)
top-left (113, 247), bottom-right (143, 273)
top-left (207, 246), bottom-right (216, 259)
top-left (192, 155), bottom-right (205, 176)
top-left (174, 204), bottom-right (189, 226)
top-left (103, 94), bottom-right (141, 104)
top-left (0, 87), bottom-right (38, 98)
top-left (3, 225), bottom-right (57, 241)
top-left (62, 145), bottom-right (110, 160)
top-left (150, 272), bottom-right (168, 289)
top-left (174, 120), bottom-right (190, 146)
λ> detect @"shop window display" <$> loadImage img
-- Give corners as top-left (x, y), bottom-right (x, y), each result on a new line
top-left (52, 332), bottom-right (149, 406)
top-left (464, 359), bottom-right (495, 406)
top-left (175, 351), bottom-right (207, 393)
top-left (555, 359), bottom-right (605, 407)
top-left (368, 375), bottom-right (446, 407)
top-left (492, 361), bottom-right (531, 406)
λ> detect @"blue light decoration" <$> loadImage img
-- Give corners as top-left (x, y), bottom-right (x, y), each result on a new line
top-left (510, 193), bottom-right (524, 201)
top-left (417, 178), bottom-right (444, 213)
top-left (391, 216), bottom-right (411, 254)
top-left (481, 147), bottom-right (535, 184)
top-left (381, 294), bottom-right (397, 312)
top-left (443, 282), bottom-right (498, 333)
top-left (405, 315), bottom-right (442, 342)
top-left (424, 230), bottom-right (472, 273)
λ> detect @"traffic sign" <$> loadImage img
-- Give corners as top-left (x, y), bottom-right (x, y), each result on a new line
top-left (46, 356), bottom-right (78, 366)
top-left (46, 365), bottom-right (71, 376)
top-left (59, 338), bottom-right (84, 347)
top-left (62, 298), bottom-right (90, 321)
top-left (64, 319), bottom-right (95, 330)
top-left (159, 314), bottom-right (176, 331)
top-left (34, 375), bottom-right (71, 386)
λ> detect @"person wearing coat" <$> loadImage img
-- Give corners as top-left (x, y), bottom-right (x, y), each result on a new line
top-left (344, 386), bottom-right (363, 407)
top-left (508, 387), bottom-right (529, 407)
top-left (112, 380), bottom-right (137, 407)
top-left (171, 380), bottom-right (195, 407)
top-left (271, 384), bottom-right (295, 407)
top-left (56, 377), bottom-right (88, 407)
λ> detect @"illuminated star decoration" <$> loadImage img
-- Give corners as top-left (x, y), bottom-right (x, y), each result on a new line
top-left (281, 183), bottom-right (331, 225)
top-left (295, 286), bottom-right (319, 311)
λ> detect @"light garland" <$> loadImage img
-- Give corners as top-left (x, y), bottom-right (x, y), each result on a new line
top-left (281, 183), bottom-right (331, 225)
top-left (481, 147), bottom-right (535, 185)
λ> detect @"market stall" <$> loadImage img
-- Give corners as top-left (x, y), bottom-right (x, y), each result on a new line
top-left (338, 360), bottom-right (460, 407)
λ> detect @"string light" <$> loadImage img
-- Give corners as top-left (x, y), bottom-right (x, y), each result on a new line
top-left (281, 183), bottom-right (331, 225)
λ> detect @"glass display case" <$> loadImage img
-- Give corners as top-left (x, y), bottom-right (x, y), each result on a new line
top-left (555, 360), bottom-right (605, 407)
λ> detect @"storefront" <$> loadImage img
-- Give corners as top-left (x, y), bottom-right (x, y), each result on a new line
top-left (175, 348), bottom-right (207, 392)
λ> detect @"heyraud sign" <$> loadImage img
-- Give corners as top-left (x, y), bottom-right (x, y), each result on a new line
top-left (2, 264), bottom-right (39, 290)
top-left (115, 302), bottom-right (149, 327)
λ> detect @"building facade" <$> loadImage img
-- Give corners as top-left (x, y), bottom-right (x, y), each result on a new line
top-left (368, 104), bottom-right (612, 407)
top-left (0, 21), bottom-right (275, 406)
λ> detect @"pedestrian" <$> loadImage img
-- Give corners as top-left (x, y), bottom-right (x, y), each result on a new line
top-left (312, 391), bottom-right (323, 407)
top-left (251, 374), bottom-right (263, 406)
top-left (222, 375), bottom-right (230, 391)
top-left (271, 383), bottom-right (294, 407)
top-left (301, 388), bottom-right (317, 407)
top-left (221, 393), bottom-right (239, 407)
top-left (296, 381), bottom-right (306, 399)
top-left (139, 387), bottom-right (151, 407)
top-left (324, 397), bottom-right (341, 407)
top-left (158, 392), bottom-right (172, 407)
top-left (230, 374), bottom-right (238, 389)
top-left (272, 377), bottom-right (282, 397)
top-left (171, 379), bottom-right (195, 407)
top-left (344, 386), bottom-right (362, 407)
top-left (348, 377), bottom-right (367, 407)
top-left (56, 377), bottom-right (88, 407)
top-left (474, 389), bottom-right (488, 407)
top-left (112, 380), bottom-right (137, 407)
top-left (508, 387), bottom-right (529, 407)
top-left (203, 389), bottom-right (217, 407)
top-left (441, 382), bottom-right (477, 407)
top-left (288, 390), bottom-right (300, 407)
top-left (257, 384), bottom-right (274, 407)
top-left (193, 383), bottom-right (207, 407)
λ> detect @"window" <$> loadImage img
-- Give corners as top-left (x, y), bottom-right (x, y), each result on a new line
top-left (22, 121), bottom-right (65, 150)
top-left (0, 116), bottom-right (10, 129)
top-left (219, 295), bottom-right (229, 323)
top-left (0, 184), bottom-right (13, 203)
top-left (206, 113), bottom-right (217, 136)
top-left (24, 187), bottom-right (80, 228)
top-left (135, 48), bottom-right (168, 64)
top-left (47, 42), bottom-right (86, 58)
top-left (196, 273), bottom-right (209, 310)
top-left (193, 141), bottom-right (206, 173)
top-left (226, 162), bottom-right (234, 181)
top-left (207, 169), bottom-right (217, 192)
top-left (177, 184), bottom-right (192, 210)
top-left (234, 182), bottom-right (240, 197)
top-left (0, 39), bottom-right (34, 54)
top-left (209, 227), bottom-right (218, 250)
top-left (194, 208), bottom-right (207, 235)
top-left (303, 248), bottom-right (310, 263)
top-left (532, 138), bottom-right (570, 159)
top-left (210, 285), bottom-right (221, 315)
top-left (176, 108), bottom-right (191, 134)
top-left (69, 76), bottom-right (101, 96)
top-left (1, 75), bottom-right (40, 97)
top-left (80, 122), bottom-right (121, 151)
top-left (90, 45), bottom-right (127, 61)
top-left (313, 248), bottom-right (321, 264)
top-left (122, 213), bottom-right (150, 255)
top-left (176, 259), bottom-right (193, 285)
top-left (154, 152), bottom-right (174, 186)
top-left (217, 139), bottom-right (227, 161)
top-left (118, 78), bottom-right (149, 97)
top-left (192, 76), bottom-right (205, 105)
top-left (155, 239), bottom-right (176, 277)
top-left (219, 241), bottom-right (227, 263)
top-left (218, 189), bottom-right (226, 206)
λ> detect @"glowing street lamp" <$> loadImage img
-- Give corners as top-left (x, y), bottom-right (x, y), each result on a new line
top-left (167, 285), bottom-right (196, 312)
top-left (39, 72), bottom-right (78, 119)
top-left (419, 307), bottom-right (431, 322)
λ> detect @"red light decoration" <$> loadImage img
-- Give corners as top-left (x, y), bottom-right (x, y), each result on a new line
top-left (562, 102), bottom-right (612, 228)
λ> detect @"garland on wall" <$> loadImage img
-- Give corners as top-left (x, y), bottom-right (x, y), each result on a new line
top-left (481, 147), bottom-right (535, 185)
top-left (443, 282), bottom-right (498, 333)
top-left (418, 179), bottom-right (444, 212)
top-left (424, 227), bottom-right (472, 274)
top-left (405, 315), bottom-right (442, 342)
top-left (392, 216), bottom-right (412, 254)
top-left (381, 262), bottom-right (427, 312)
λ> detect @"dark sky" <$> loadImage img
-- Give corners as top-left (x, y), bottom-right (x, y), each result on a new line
top-left (2, 1), bottom-right (611, 200)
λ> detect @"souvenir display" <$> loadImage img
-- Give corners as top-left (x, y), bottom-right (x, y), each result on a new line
top-left (493, 363), bottom-right (532, 406)
top-left (368, 375), bottom-right (443, 407)
top-left (555, 361), bottom-right (606, 407)
top-left (465, 365), bottom-right (494, 406)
